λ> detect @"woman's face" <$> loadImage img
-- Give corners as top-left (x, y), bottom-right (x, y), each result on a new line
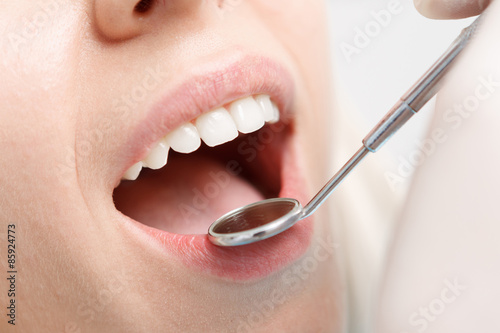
top-left (1, 0), bottom-right (342, 331)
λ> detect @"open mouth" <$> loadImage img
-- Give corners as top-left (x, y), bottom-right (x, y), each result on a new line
top-left (109, 55), bottom-right (314, 281)
top-left (113, 95), bottom-right (287, 235)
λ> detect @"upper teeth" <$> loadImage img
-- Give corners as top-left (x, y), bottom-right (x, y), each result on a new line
top-left (122, 94), bottom-right (280, 181)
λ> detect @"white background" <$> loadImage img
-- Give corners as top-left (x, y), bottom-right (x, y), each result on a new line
top-left (329, 0), bottom-right (472, 185)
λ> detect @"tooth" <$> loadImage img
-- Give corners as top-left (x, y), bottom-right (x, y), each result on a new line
top-left (271, 102), bottom-right (280, 123)
top-left (195, 108), bottom-right (238, 147)
top-left (143, 140), bottom-right (169, 170)
top-left (164, 123), bottom-right (201, 153)
top-left (255, 95), bottom-right (279, 123)
top-left (229, 97), bottom-right (265, 134)
top-left (123, 162), bottom-right (143, 181)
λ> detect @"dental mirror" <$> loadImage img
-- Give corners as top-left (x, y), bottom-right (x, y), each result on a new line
top-left (208, 16), bottom-right (481, 247)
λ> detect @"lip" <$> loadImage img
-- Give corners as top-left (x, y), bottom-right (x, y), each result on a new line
top-left (114, 51), bottom-right (314, 281)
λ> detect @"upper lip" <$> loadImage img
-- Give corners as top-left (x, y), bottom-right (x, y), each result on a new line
top-left (115, 51), bottom-right (295, 185)
top-left (112, 50), bottom-right (314, 281)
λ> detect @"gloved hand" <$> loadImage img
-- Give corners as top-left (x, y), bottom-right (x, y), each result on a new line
top-left (414, 0), bottom-right (491, 18)
top-left (377, 1), bottom-right (500, 332)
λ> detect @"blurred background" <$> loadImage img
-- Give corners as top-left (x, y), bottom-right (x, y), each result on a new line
top-left (326, 1), bottom-right (473, 332)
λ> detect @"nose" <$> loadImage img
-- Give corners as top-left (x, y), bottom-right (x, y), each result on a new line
top-left (93, 0), bottom-right (151, 40)
top-left (93, 0), bottom-right (223, 41)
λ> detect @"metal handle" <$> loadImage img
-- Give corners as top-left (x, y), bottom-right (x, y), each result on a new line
top-left (302, 16), bottom-right (481, 219)
top-left (363, 16), bottom-right (481, 152)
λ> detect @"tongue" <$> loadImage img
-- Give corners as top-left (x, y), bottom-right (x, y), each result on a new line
top-left (114, 155), bottom-right (264, 234)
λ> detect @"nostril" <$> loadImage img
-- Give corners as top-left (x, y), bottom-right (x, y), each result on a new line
top-left (134, 0), bottom-right (154, 13)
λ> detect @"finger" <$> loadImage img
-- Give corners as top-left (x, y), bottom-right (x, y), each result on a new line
top-left (414, 0), bottom-right (491, 19)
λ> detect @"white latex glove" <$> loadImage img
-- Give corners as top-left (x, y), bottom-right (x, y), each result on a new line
top-left (377, 1), bottom-right (500, 332)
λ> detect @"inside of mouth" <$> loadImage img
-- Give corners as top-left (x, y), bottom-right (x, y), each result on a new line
top-left (113, 125), bottom-right (287, 235)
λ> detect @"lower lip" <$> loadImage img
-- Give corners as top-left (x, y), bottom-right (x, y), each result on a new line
top-left (119, 135), bottom-right (314, 282)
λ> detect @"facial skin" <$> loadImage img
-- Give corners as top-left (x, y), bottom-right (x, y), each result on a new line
top-left (0, 1), bottom-right (342, 332)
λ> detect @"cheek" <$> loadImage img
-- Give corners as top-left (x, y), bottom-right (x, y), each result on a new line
top-left (252, 0), bottom-right (328, 43)
top-left (0, 3), bottom-right (89, 212)
top-left (1, 2), bottom-right (84, 122)
top-left (250, 1), bottom-right (333, 183)
top-left (255, 1), bottom-right (332, 184)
